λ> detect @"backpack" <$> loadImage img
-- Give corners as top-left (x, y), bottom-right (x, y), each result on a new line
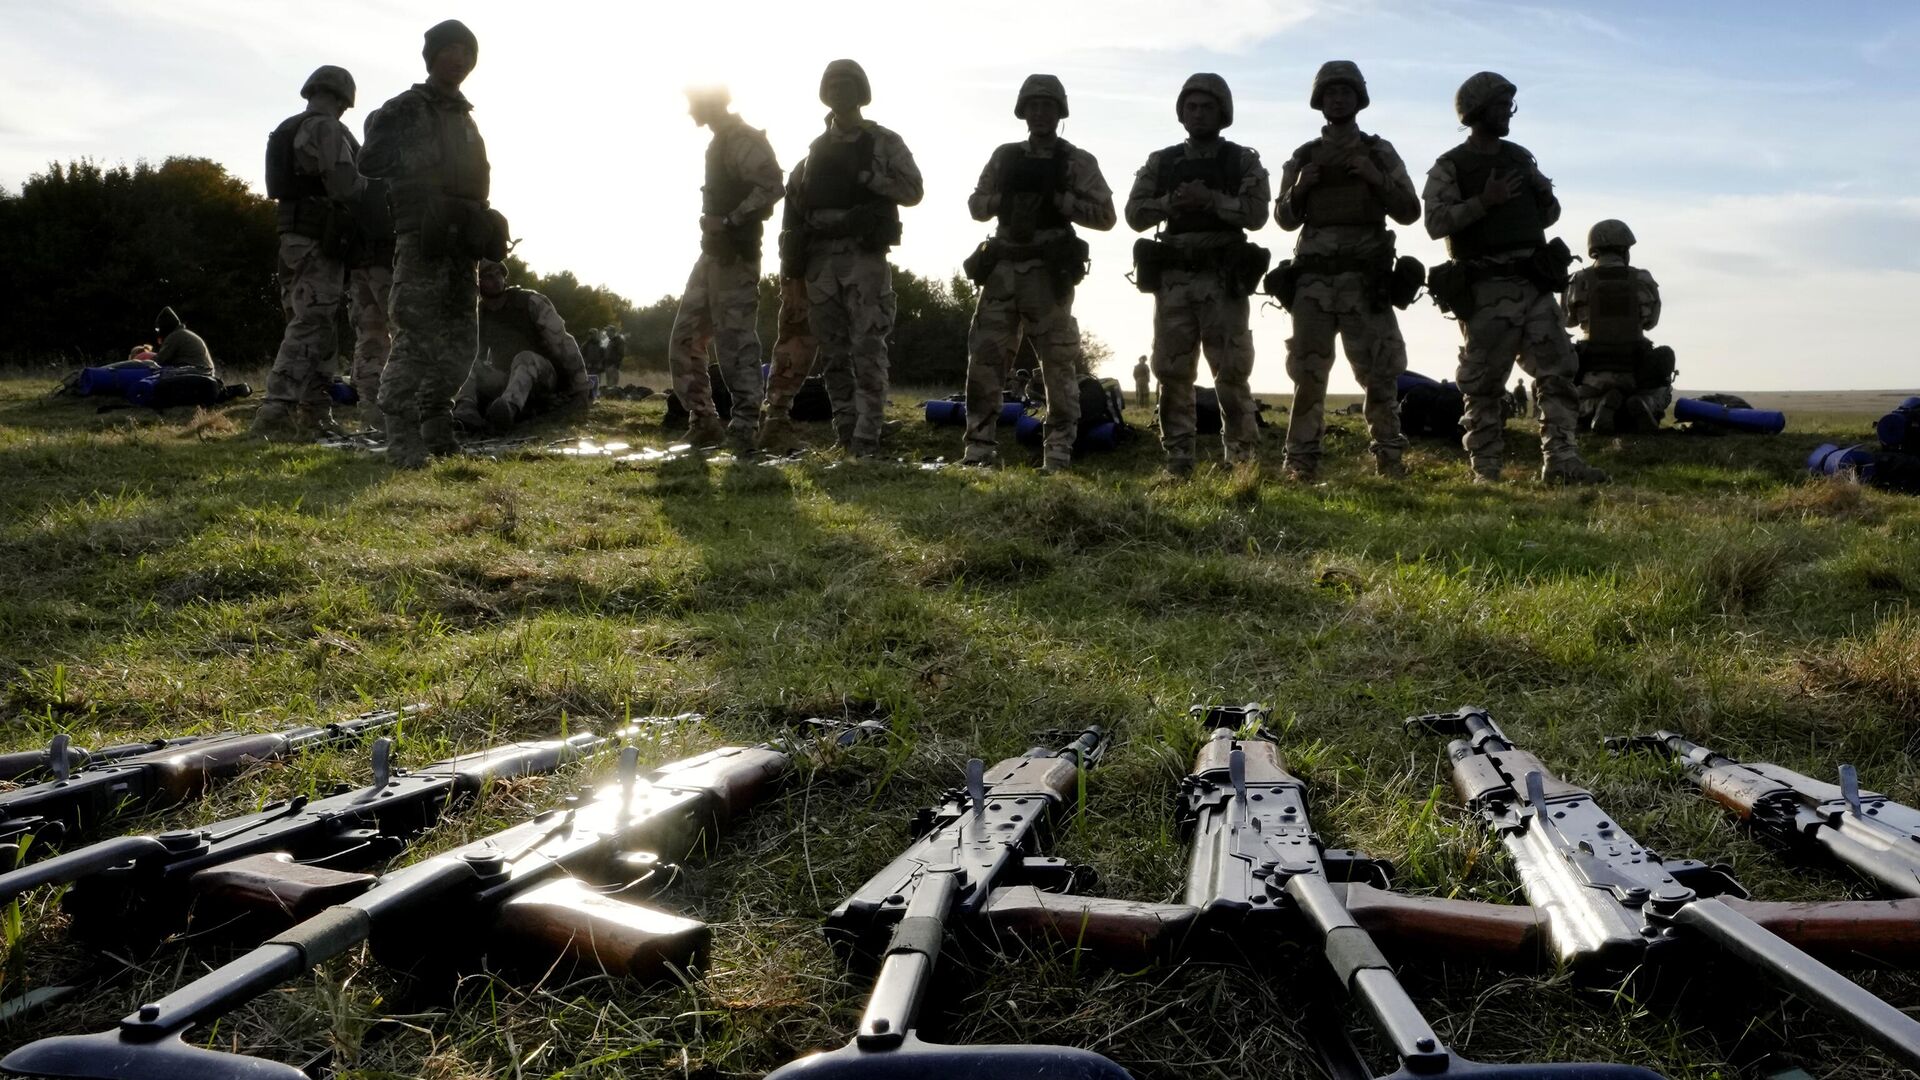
top-left (788, 375), bottom-right (835, 422)
top-left (664, 363), bottom-right (735, 425)
top-left (1877, 396), bottom-right (1920, 454)
top-left (1399, 380), bottom-right (1465, 438)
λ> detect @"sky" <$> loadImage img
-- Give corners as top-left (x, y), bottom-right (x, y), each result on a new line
top-left (4, 0), bottom-right (1918, 393)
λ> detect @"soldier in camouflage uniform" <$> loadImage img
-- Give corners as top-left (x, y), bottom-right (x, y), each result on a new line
top-left (253, 65), bottom-right (362, 440)
top-left (781, 59), bottom-right (923, 458)
top-left (960, 74), bottom-right (1116, 471)
top-left (346, 106), bottom-right (396, 432)
top-left (758, 277), bottom-right (818, 451)
top-left (452, 259), bottom-right (592, 432)
top-left (1274, 61), bottom-right (1418, 481)
top-left (602, 325), bottom-right (626, 387)
top-left (669, 86), bottom-right (784, 451)
top-left (359, 19), bottom-right (492, 469)
top-left (1126, 73), bottom-right (1271, 476)
top-left (1422, 72), bottom-right (1607, 485)
top-left (1566, 219), bottom-right (1673, 433)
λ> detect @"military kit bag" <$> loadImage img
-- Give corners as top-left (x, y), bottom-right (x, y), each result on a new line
top-left (1045, 234), bottom-right (1092, 296)
top-left (1529, 237), bottom-right (1575, 294)
top-left (1130, 238), bottom-right (1164, 293)
top-left (1426, 261), bottom-right (1475, 319)
top-left (1875, 397), bottom-right (1920, 454)
top-left (1261, 260), bottom-right (1301, 312)
top-left (1229, 242), bottom-right (1272, 298)
top-left (1396, 372), bottom-right (1466, 439)
top-left (1389, 255), bottom-right (1427, 310)
top-left (1634, 344), bottom-right (1678, 389)
top-left (961, 239), bottom-right (998, 286)
top-left (421, 197), bottom-right (510, 262)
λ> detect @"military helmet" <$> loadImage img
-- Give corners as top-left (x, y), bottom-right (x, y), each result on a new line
top-left (1454, 71), bottom-right (1516, 123)
top-left (1177, 72), bottom-right (1234, 128)
top-left (1587, 219), bottom-right (1637, 256)
top-left (477, 258), bottom-right (507, 276)
top-left (1015, 74), bottom-right (1068, 119)
top-left (300, 65), bottom-right (356, 108)
top-left (1310, 61), bottom-right (1368, 110)
top-left (819, 59), bottom-right (872, 107)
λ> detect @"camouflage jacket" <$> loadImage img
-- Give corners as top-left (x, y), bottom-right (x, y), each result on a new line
top-left (1125, 137), bottom-right (1271, 248)
top-left (1421, 139), bottom-right (1560, 249)
top-left (785, 115), bottom-right (924, 231)
top-left (477, 288), bottom-right (591, 406)
top-left (967, 137), bottom-right (1117, 240)
top-left (1274, 125), bottom-right (1417, 258)
top-left (290, 107), bottom-right (364, 202)
top-left (705, 114), bottom-right (785, 224)
top-left (1565, 254), bottom-right (1662, 333)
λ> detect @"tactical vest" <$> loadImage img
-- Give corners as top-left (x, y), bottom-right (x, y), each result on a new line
top-left (1439, 141), bottom-right (1545, 260)
top-left (803, 127), bottom-right (902, 249)
top-left (384, 86), bottom-right (490, 232)
top-left (352, 177), bottom-right (395, 267)
top-left (702, 125), bottom-right (768, 257)
top-left (266, 112), bottom-right (332, 237)
top-left (996, 143), bottom-right (1072, 239)
top-left (1580, 265), bottom-right (1643, 371)
top-left (1299, 135), bottom-right (1386, 228)
top-left (1154, 141), bottom-right (1245, 236)
top-left (478, 288), bottom-right (544, 370)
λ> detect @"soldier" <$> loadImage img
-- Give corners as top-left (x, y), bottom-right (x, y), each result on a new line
top-left (1422, 72), bottom-right (1607, 485)
top-left (345, 107), bottom-right (396, 432)
top-left (602, 325), bottom-right (626, 387)
top-left (452, 258), bottom-right (592, 432)
top-left (253, 65), bottom-right (362, 440)
top-left (1125, 73), bottom-right (1271, 476)
top-left (759, 280), bottom-right (816, 451)
top-left (152, 307), bottom-right (216, 376)
top-left (959, 74), bottom-right (1116, 471)
top-left (579, 325), bottom-right (607, 382)
top-left (360, 19), bottom-right (495, 469)
top-left (781, 59), bottom-right (923, 458)
top-left (1274, 61), bottom-right (1419, 481)
top-left (1511, 378), bottom-right (1528, 417)
top-left (1133, 355), bottom-right (1150, 410)
top-left (668, 86), bottom-right (784, 451)
top-left (1566, 219), bottom-right (1674, 433)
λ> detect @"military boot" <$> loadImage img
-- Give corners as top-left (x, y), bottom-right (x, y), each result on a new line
top-left (1163, 457), bottom-right (1195, 480)
top-left (420, 415), bottom-right (461, 458)
top-left (247, 402), bottom-right (297, 441)
top-left (385, 424), bottom-right (429, 470)
top-left (1542, 458), bottom-right (1610, 486)
top-left (294, 405), bottom-right (344, 441)
top-left (850, 437), bottom-right (881, 461)
top-left (1374, 453), bottom-right (1408, 479)
top-left (1471, 462), bottom-right (1503, 484)
top-left (485, 398), bottom-right (519, 434)
top-left (355, 402), bottom-right (385, 436)
top-left (1040, 453), bottom-right (1072, 475)
top-left (834, 421), bottom-right (856, 450)
top-left (1626, 398), bottom-right (1660, 432)
top-left (758, 415), bottom-right (801, 454)
top-left (687, 414), bottom-right (727, 448)
top-left (725, 423), bottom-right (759, 456)
top-left (1283, 458), bottom-right (1318, 483)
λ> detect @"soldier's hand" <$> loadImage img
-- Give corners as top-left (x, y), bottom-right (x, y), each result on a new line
top-left (1055, 191), bottom-right (1077, 218)
top-left (1295, 164), bottom-right (1323, 193)
top-left (1349, 154), bottom-right (1385, 188)
top-left (1480, 169), bottom-right (1522, 207)
top-left (699, 214), bottom-right (728, 234)
top-left (1171, 180), bottom-right (1213, 211)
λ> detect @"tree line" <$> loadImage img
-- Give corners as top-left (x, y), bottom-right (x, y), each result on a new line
top-left (0, 156), bottom-right (981, 383)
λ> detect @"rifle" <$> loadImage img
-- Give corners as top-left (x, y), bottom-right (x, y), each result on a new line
top-left (0, 733), bottom-right (212, 784)
top-left (0, 706), bottom-right (420, 861)
top-left (0, 718), bottom-right (885, 1080)
top-left (0, 724), bottom-right (653, 938)
top-left (773, 727), bottom-right (1136, 1079)
top-left (1411, 706), bottom-right (1920, 1071)
top-left (1608, 730), bottom-right (1920, 898)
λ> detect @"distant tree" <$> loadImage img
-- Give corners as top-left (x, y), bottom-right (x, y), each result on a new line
top-left (504, 256), bottom-right (629, 336)
top-left (1079, 331), bottom-right (1114, 373)
top-left (622, 294), bottom-right (679, 371)
top-left (889, 268), bottom-right (974, 385)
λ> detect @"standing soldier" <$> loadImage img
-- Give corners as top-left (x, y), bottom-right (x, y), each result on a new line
top-left (758, 278), bottom-right (817, 451)
top-left (1273, 61), bottom-right (1419, 481)
top-left (1132, 354), bottom-right (1150, 410)
top-left (345, 110), bottom-right (396, 432)
top-left (668, 86), bottom-right (784, 451)
top-left (1566, 219), bottom-right (1673, 433)
top-left (360, 19), bottom-right (496, 469)
top-left (1125, 73), bottom-right (1271, 477)
top-left (253, 65), bottom-right (362, 441)
top-left (1422, 72), bottom-right (1607, 485)
top-left (959, 74), bottom-right (1115, 471)
top-left (781, 59), bottom-right (923, 458)
top-left (602, 324), bottom-right (626, 387)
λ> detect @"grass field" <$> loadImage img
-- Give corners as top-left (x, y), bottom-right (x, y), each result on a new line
top-left (1, 373), bottom-right (1916, 1080)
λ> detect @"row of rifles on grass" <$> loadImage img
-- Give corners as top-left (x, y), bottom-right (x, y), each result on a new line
top-left (0, 702), bottom-right (1918, 1078)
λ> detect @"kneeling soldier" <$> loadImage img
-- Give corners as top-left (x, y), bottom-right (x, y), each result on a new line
top-left (453, 258), bottom-right (591, 433)
top-left (1567, 219), bottom-right (1674, 433)
top-left (960, 74), bottom-right (1115, 471)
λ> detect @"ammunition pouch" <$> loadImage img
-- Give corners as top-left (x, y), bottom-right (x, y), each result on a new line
top-left (699, 225), bottom-right (762, 264)
top-left (962, 239), bottom-right (999, 286)
top-left (1131, 238), bottom-right (1164, 294)
top-left (965, 234), bottom-right (1088, 299)
top-left (1261, 260), bottom-right (1301, 312)
top-left (1426, 261), bottom-right (1475, 319)
top-left (1528, 237), bottom-right (1575, 294)
top-left (419, 196), bottom-right (509, 262)
top-left (1389, 255), bottom-right (1426, 310)
top-left (810, 204), bottom-right (902, 254)
top-left (1133, 239), bottom-right (1269, 297)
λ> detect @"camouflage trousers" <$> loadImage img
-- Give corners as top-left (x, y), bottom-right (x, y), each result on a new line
top-left (669, 253), bottom-right (763, 439)
top-left (264, 234), bottom-right (345, 412)
top-left (348, 262), bottom-right (393, 411)
top-left (1284, 273), bottom-right (1409, 470)
top-left (453, 351), bottom-right (555, 430)
top-left (378, 233), bottom-right (477, 454)
top-left (1578, 371), bottom-right (1673, 431)
top-left (763, 277), bottom-right (820, 417)
top-left (964, 260), bottom-right (1080, 465)
top-left (1152, 267), bottom-right (1259, 465)
top-left (1455, 274), bottom-right (1581, 473)
top-left (806, 246), bottom-right (895, 452)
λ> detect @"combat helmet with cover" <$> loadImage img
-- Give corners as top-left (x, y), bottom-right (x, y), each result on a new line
top-left (819, 59), bottom-right (871, 107)
top-left (1454, 71), bottom-right (1516, 123)
top-left (300, 65), bottom-right (356, 108)
top-left (1015, 74), bottom-right (1068, 119)
top-left (1309, 61), bottom-right (1368, 110)
top-left (1176, 73), bottom-right (1234, 128)
top-left (1588, 218), bottom-right (1637, 257)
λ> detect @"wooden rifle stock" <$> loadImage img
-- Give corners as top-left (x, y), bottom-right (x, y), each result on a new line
top-left (189, 852), bottom-right (379, 924)
top-left (490, 877), bottom-right (710, 980)
top-left (1719, 897), bottom-right (1920, 968)
top-left (1337, 882), bottom-right (1546, 967)
top-left (981, 886), bottom-right (1197, 964)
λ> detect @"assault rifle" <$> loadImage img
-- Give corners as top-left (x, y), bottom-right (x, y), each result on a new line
top-left (772, 727), bottom-right (1135, 1079)
top-left (1412, 707), bottom-right (1920, 1071)
top-left (0, 706), bottom-right (419, 861)
top-left (0, 734), bottom-right (211, 784)
top-left (1608, 731), bottom-right (1920, 898)
top-left (1, 718), bottom-right (885, 1080)
top-left (0, 724), bottom-right (654, 938)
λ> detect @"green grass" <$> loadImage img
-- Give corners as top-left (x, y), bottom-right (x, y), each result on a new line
top-left (1, 374), bottom-right (1916, 1079)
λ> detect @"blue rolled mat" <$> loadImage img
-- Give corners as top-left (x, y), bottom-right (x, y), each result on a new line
top-left (330, 380), bottom-right (359, 406)
top-left (1397, 371), bottom-right (1441, 395)
top-left (924, 399), bottom-right (966, 425)
top-left (1014, 412), bottom-right (1044, 446)
top-left (1674, 397), bottom-right (1786, 434)
top-left (999, 400), bottom-right (1028, 425)
top-left (77, 364), bottom-right (158, 397)
top-left (1875, 397), bottom-right (1920, 452)
top-left (1080, 422), bottom-right (1119, 453)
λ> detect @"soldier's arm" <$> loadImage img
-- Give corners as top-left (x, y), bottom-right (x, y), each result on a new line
top-left (1273, 148), bottom-right (1307, 232)
top-left (359, 96), bottom-right (434, 180)
top-left (530, 294), bottom-right (592, 404)
top-left (866, 129), bottom-right (924, 207)
top-left (299, 116), bottom-right (365, 202)
top-left (1563, 270), bottom-right (1588, 329)
top-left (781, 164), bottom-right (807, 230)
top-left (967, 146), bottom-right (1006, 223)
top-left (1211, 149), bottom-right (1270, 230)
top-left (1373, 141), bottom-right (1421, 226)
top-left (726, 130), bottom-right (786, 223)
top-left (1422, 158), bottom-right (1482, 240)
top-left (1067, 149), bottom-right (1117, 232)
top-left (1640, 270), bottom-right (1662, 330)
top-left (1124, 152), bottom-right (1166, 232)
top-left (152, 333), bottom-right (180, 368)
